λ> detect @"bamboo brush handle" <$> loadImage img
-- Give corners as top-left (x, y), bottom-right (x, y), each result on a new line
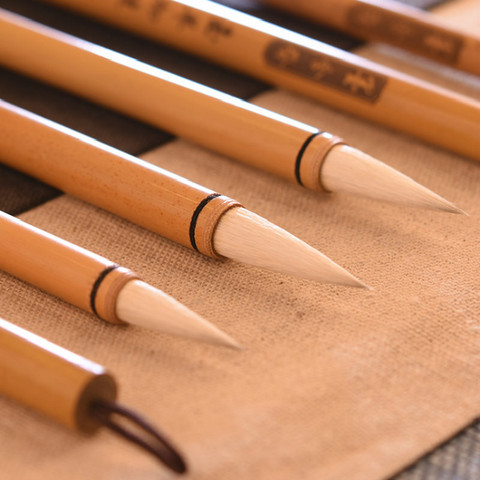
top-left (0, 318), bottom-right (117, 432)
top-left (0, 100), bottom-right (240, 258)
top-left (0, 10), bottom-right (343, 190)
top-left (29, 0), bottom-right (480, 161)
top-left (262, 0), bottom-right (480, 76)
top-left (0, 211), bottom-right (137, 324)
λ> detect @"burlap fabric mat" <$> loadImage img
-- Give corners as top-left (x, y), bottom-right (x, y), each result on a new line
top-left (0, 1), bottom-right (479, 479)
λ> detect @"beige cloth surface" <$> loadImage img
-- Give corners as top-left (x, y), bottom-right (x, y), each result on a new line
top-left (1, 4), bottom-right (480, 480)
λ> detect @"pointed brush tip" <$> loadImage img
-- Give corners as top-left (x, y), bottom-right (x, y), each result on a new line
top-left (330, 263), bottom-right (370, 289)
top-left (117, 280), bottom-right (242, 348)
top-left (348, 278), bottom-right (372, 290)
top-left (183, 321), bottom-right (242, 350)
top-left (201, 323), bottom-right (242, 350)
top-left (451, 205), bottom-right (469, 216)
top-left (322, 145), bottom-right (468, 214)
top-left (220, 335), bottom-right (243, 350)
top-left (230, 341), bottom-right (245, 351)
top-left (433, 198), bottom-right (468, 215)
top-left (327, 269), bottom-right (371, 289)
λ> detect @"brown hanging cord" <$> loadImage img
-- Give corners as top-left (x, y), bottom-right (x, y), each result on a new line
top-left (90, 399), bottom-right (187, 474)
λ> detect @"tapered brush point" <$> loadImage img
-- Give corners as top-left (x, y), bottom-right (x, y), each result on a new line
top-left (116, 280), bottom-right (241, 348)
top-left (321, 145), bottom-right (464, 213)
top-left (214, 207), bottom-right (366, 287)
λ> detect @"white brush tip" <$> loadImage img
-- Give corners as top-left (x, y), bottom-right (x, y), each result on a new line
top-left (116, 280), bottom-right (241, 349)
top-left (321, 145), bottom-right (465, 213)
top-left (214, 207), bottom-right (367, 288)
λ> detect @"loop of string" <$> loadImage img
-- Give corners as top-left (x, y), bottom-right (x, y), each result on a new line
top-left (90, 399), bottom-right (187, 474)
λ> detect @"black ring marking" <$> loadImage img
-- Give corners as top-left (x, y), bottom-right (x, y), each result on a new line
top-left (90, 265), bottom-right (120, 317)
top-left (295, 132), bottom-right (321, 187)
top-left (189, 193), bottom-right (221, 252)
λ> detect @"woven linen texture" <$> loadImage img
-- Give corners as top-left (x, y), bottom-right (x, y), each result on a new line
top-left (0, 0), bottom-right (479, 478)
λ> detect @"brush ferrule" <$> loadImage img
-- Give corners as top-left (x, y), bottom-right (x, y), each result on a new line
top-left (297, 132), bottom-right (344, 192)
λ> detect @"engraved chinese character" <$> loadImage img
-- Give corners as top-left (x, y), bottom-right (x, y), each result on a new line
top-left (204, 19), bottom-right (232, 42)
top-left (273, 44), bottom-right (300, 67)
top-left (309, 57), bottom-right (334, 79)
top-left (423, 34), bottom-right (456, 56)
top-left (342, 70), bottom-right (376, 97)
top-left (177, 8), bottom-right (197, 29)
top-left (149, 0), bottom-right (168, 20)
